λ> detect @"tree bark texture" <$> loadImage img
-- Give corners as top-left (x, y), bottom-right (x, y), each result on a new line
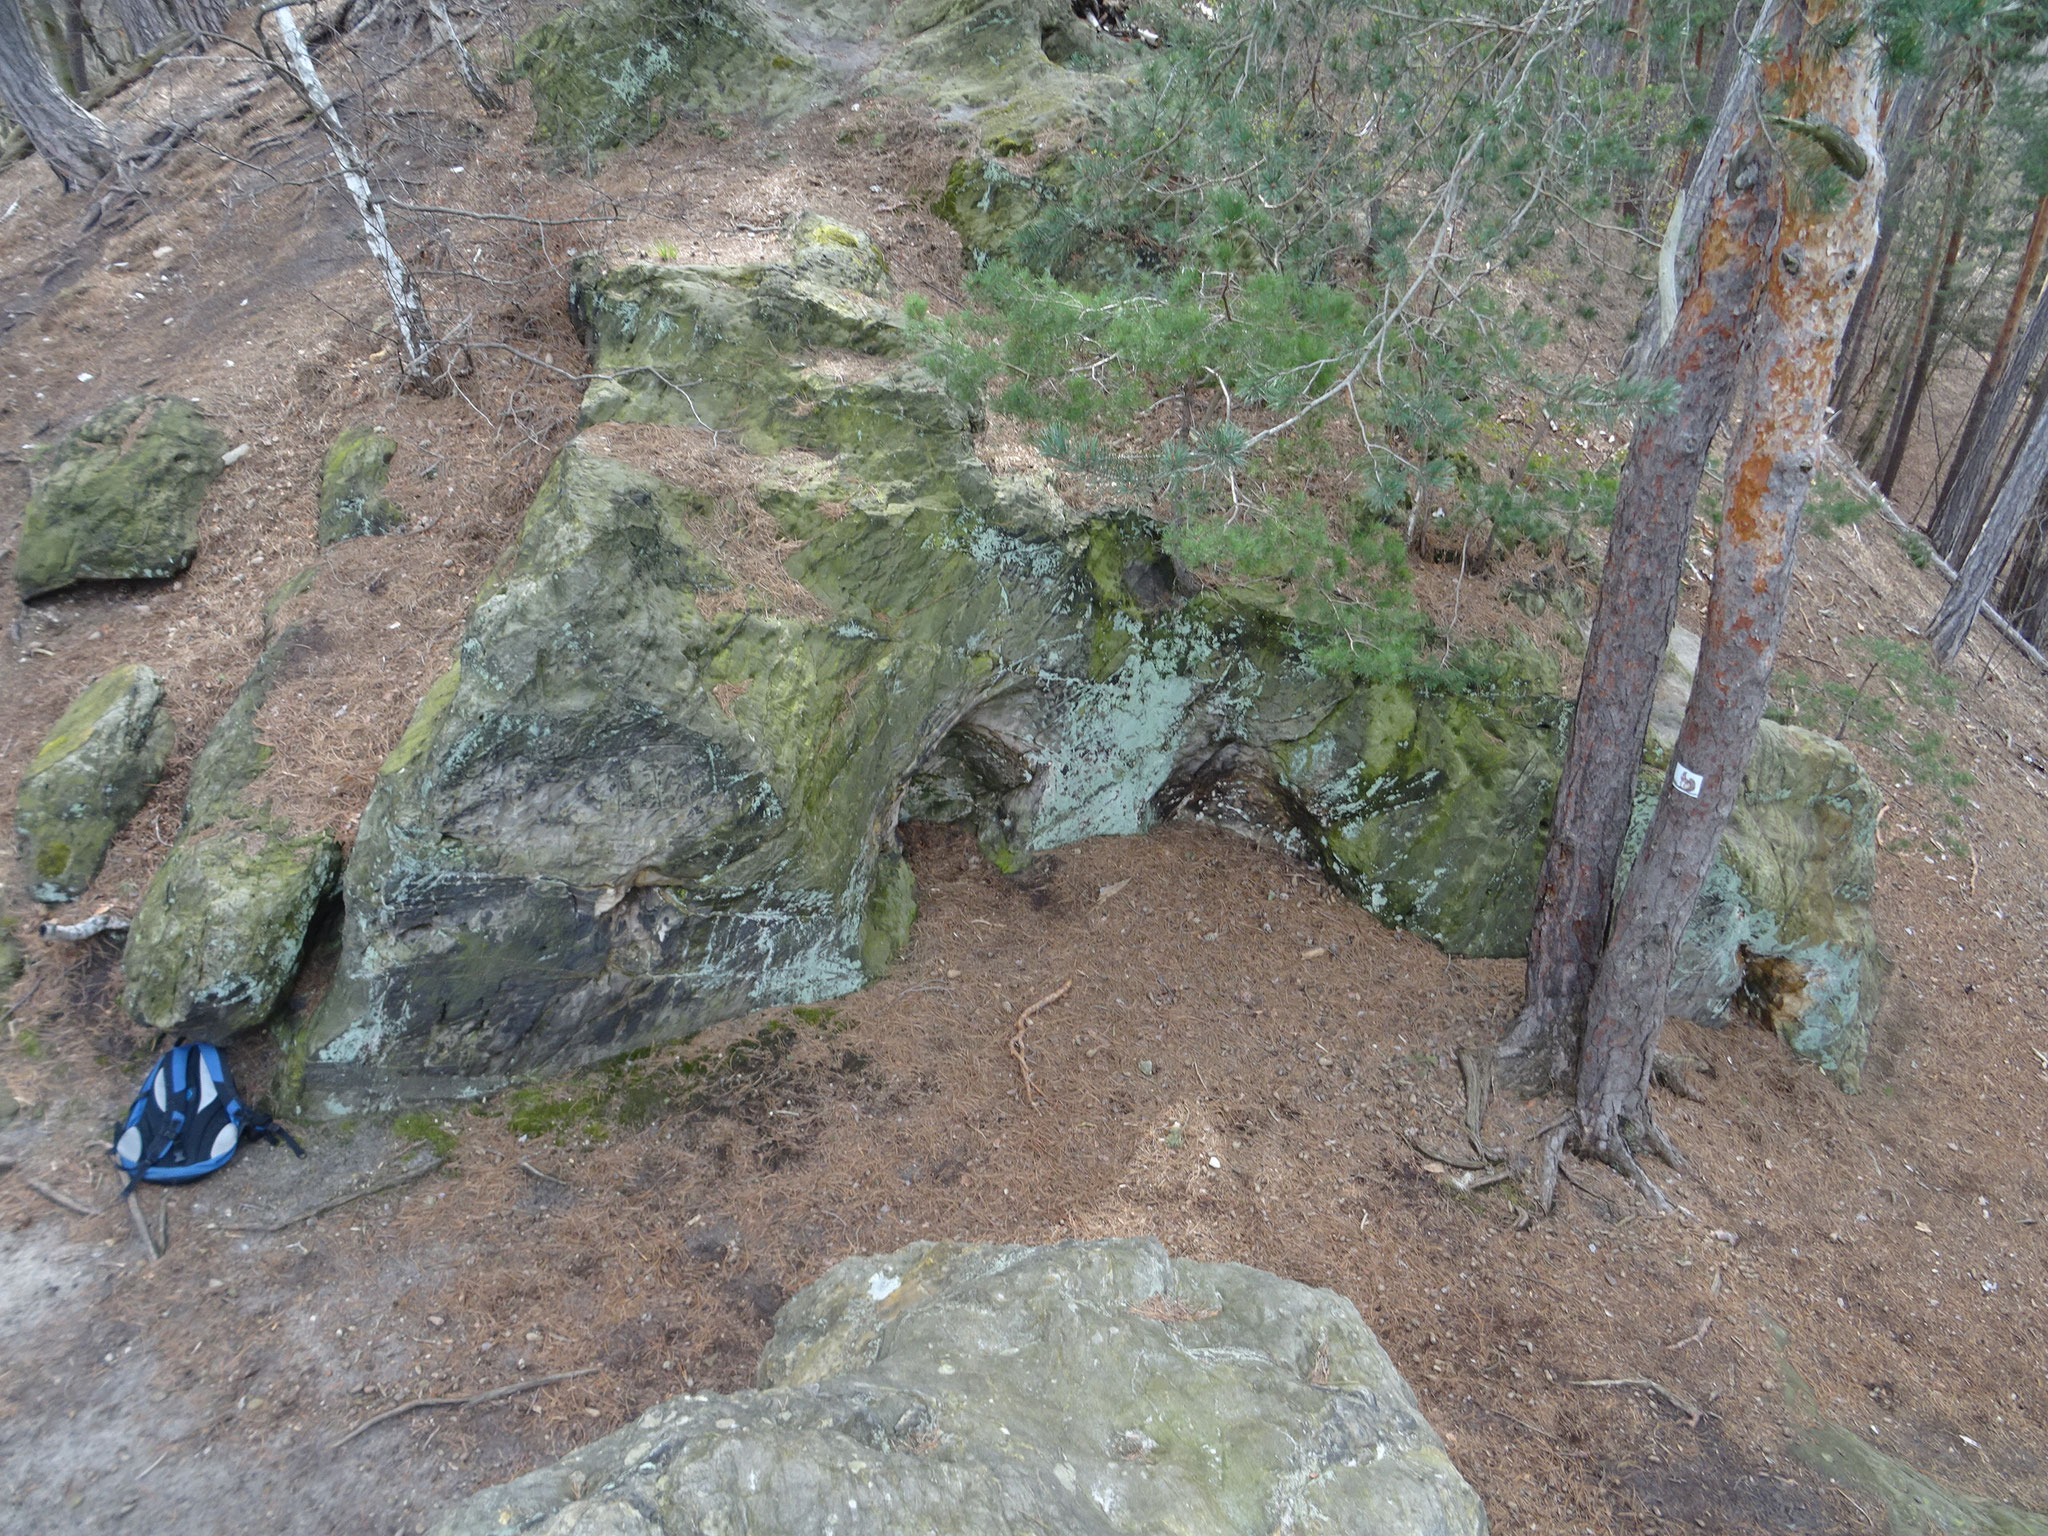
top-left (1927, 197), bottom-right (2048, 562)
top-left (1874, 83), bottom-right (1983, 497)
top-left (1498, 40), bottom-right (1783, 1090)
top-left (273, 3), bottom-right (443, 393)
top-left (1832, 71), bottom-right (1938, 412)
top-left (422, 0), bottom-right (505, 113)
top-left (1930, 394), bottom-right (2048, 665)
top-left (0, 0), bottom-right (113, 188)
top-left (1575, 0), bottom-right (1883, 1157)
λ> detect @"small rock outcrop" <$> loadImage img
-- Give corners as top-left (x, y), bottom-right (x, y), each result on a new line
top-left (425, 1238), bottom-right (1487, 1536)
top-left (15, 665), bottom-right (175, 903)
top-left (15, 395), bottom-right (225, 599)
top-left (122, 586), bottom-right (343, 1041)
top-left (317, 424), bottom-right (405, 545)
top-left (293, 216), bottom-right (1887, 1109)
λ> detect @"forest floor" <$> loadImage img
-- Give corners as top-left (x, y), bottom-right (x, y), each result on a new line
top-left (2, 14), bottom-right (2048, 1536)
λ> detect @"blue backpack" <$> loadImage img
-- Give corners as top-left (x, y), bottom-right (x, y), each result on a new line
top-left (113, 1042), bottom-right (303, 1191)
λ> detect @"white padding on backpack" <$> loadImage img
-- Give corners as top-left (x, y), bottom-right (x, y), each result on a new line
top-left (196, 1067), bottom-right (217, 1111)
top-left (152, 1072), bottom-right (168, 1111)
top-left (210, 1124), bottom-right (239, 1161)
top-left (116, 1127), bottom-right (142, 1164)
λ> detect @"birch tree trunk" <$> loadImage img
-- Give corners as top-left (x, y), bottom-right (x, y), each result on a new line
top-left (1497, 0), bottom-right (1785, 1092)
top-left (422, 0), bottom-right (504, 114)
top-left (1930, 400), bottom-right (2048, 665)
top-left (272, 3), bottom-right (444, 394)
top-left (0, 0), bottom-right (113, 189)
top-left (1573, 0), bottom-right (1883, 1198)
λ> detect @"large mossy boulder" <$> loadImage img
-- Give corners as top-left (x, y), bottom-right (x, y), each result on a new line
top-left (297, 217), bottom-right (1884, 1110)
top-left (16, 395), bottom-right (225, 599)
top-left (121, 597), bottom-right (343, 1041)
top-left (15, 665), bottom-right (174, 903)
top-left (514, 0), bottom-right (834, 163)
top-left (867, 0), bottom-right (1129, 142)
top-left (425, 1238), bottom-right (1487, 1536)
top-left (317, 424), bottom-right (405, 545)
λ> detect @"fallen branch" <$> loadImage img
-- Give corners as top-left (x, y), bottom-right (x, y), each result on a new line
top-left (26, 1178), bottom-right (105, 1217)
top-left (126, 1192), bottom-right (161, 1263)
top-left (519, 1159), bottom-right (570, 1187)
top-left (1664, 1317), bottom-right (1713, 1351)
top-left (1571, 1375), bottom-right (1703, 1426)
top-left (38, 910), bottom-right (129, 941)
top-left (1009, 978), bottom-right (1071, 1106)
top-left (228, 1154), bottom-right (442, 1233)
top-left (330, 1366), bottom-right (600, 1449)
top-left (1824, 443), bottom-right (2048, 676)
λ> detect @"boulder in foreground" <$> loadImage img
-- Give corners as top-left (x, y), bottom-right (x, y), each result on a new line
top-left (15, 664), bottom-right (174, 903)
top-left (426, 1237), bottom-right (1487, 1536)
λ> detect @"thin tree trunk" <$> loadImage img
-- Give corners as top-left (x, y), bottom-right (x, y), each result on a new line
top-left (0, 0), bottom-right (113, 188)
top-left (1575, 0), bottom-right (1882, 1194)
top-left (1996, 481), bottom-right (2048, 641)
top-left (1498, 1), bottom-right (1784, 1092)
top-left (59, 0), bottom-right (85, 93)
top-left (1832, 71), bottom-right (1939, 412)
top-left (272, 4), bottom-right (444, 394)
top-left (1930, 400), bottom-right (2048, 665)
top-left (1928, 200), bottom-right (2048, 561)
top-left (421, 0), bottom-right (503, 113)
top-left (1875, 83), bottom-right (1984, 496)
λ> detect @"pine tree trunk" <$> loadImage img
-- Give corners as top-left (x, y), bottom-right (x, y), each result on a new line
top-left (1498, 3), bottom-right (1784, 1092)
top-left (1996, 481), bottom-right (2048, 642)
top-left (1927, 200), bottom-right (2048, 562)
top-left (1875, 87), bottom-right (1984, 497)
top-left (273, 4), bottom-right (444, 394)
top-left (0, 0), bottom-right (113, 188)
top-left (1575, 0), bottom-right (1883, 1175)
top-left (1930, 400), bottom-right (2048, 665)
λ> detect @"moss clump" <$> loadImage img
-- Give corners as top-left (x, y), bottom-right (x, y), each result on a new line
top-left (16, 395), bottom-right (226, 599)
top-left (317, 425), bottom-right (405, 545)
top-left (392, 1111), bottom-right (459, 1157)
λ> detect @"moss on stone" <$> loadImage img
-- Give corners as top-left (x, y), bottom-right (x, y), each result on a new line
top-left (317, 425), bottom-right (405, 545)
top-left (16, 395), bottom-right (225, 599)
top-left (515, 0), bottom-right (823, 165)
top-left (16, 665), bottom-right (175, 903)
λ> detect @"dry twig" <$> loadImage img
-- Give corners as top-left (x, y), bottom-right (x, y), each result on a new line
top-left (1571, 1375), bottom-right (1704, 1426)
top-left (1009, 978), bottom-right (1071, 1105)
top-left (330, 1366), bottom-right (600, 1449)
top-left (228, 1154), bottom-right (442, 1233)
top-left (26, 1179), bottom-right (104, 1217)
top-left (127, 1192), bottom-right (161, 1263)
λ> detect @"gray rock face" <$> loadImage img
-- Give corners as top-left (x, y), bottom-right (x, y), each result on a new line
top-left (15, 664), bottom-right (174, 903)
top-left (15, 395), bottom-right (225, 599)
top-left (425, 1238), bottom-right (1487, 1536)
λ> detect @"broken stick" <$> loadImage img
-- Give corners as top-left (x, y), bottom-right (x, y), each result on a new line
top-left (26, 1178), bottom-right (104, 1217)
top-left (1009, 977), bottom-right (1071, 1106)
top-left (228, 1154), bottom-right (442, 1234)
top-left (127, 1192), bottom-right (161, 1263)
top-left (330, 1366), bottom-right (601, 1449)
top-left (1571, 1375), bottom-right (1703, 1426)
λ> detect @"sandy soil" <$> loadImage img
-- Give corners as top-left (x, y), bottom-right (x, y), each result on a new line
top-left (2, 13), bottom-right (2047, 1536)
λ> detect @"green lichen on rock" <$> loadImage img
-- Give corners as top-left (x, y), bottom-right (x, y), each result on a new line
top-left (15, 665), bottom-right (175, 903)
top-left (424, 1238), bottom-right (1487, 1536)
top-left (302, 218), bottom-right (1887, 1109)
top-left (15, 395), bottom-right (225, 599)
top-left (317, 424), bottom-right (405, 545)
top-left (868, 0), bottom-right (1129, 142)
top-left (121, 824), bottom-right (342, 1041)
top-left (1645, 720), bottom-right (1886, 1088)
top-left (933, 153), bottom-right (1072, 269)
top-left (121, 618), bottom-right (343, 1040)
top-left (514, 0), bottom-right (826, 164)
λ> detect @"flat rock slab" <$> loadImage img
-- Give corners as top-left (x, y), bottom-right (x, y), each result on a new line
top-left (15, 663), bottom-right (174, 903)
top-left (426, 1237), bottom-right (1487, 1536)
